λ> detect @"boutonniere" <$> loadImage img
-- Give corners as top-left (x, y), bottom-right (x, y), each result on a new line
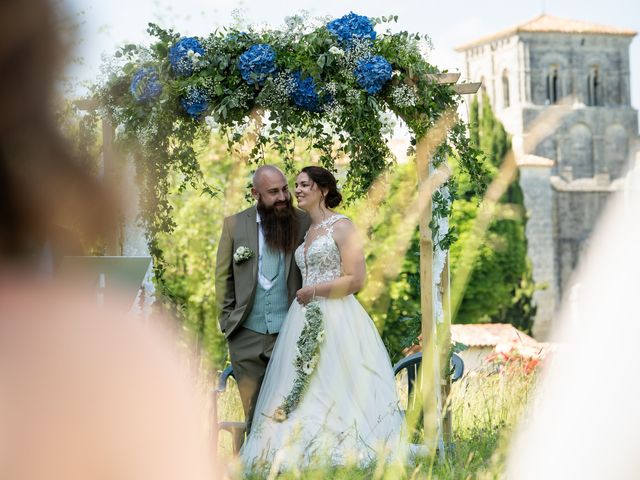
top-left (233, 246), bottom-right (255, 264)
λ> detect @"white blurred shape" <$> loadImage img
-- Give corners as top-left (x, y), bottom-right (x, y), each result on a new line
top-left (507, 154), bottom-right (640, 479)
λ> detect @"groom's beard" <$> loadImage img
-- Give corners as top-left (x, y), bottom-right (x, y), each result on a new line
top-left (257, 196), bottom-right (298, 254)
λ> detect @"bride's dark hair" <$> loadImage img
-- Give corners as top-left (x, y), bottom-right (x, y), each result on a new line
top-left (300, 166), bottom-right (342, 209)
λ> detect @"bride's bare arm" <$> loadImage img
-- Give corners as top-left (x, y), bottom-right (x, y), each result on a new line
top-left (295, 219), bottom-right (366, 304)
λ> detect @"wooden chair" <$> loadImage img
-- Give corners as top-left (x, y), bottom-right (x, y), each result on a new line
top-left (213, 365), bottom-right (246, 454)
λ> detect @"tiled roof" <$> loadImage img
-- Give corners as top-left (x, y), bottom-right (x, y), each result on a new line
top-left (456, 14), bottom-right (637, 51)
top-left (451, 323), bottom-right (538, 347)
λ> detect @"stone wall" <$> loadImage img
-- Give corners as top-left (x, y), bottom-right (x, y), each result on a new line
top-left (551, 178), bottom-right (618, 302)
top-left (519, 166), bottom-right (556, 339)
top-left (459, 28), bottom-right (639, 339)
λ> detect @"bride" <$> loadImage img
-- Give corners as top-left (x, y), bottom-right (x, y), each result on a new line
top-left (240, 166), bottom-right (406, 469)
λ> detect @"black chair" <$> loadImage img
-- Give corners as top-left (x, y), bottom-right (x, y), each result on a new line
top-left (392, 351), bottom-right (464, 405)
top-left (213, 365), bottom-right (246, 453)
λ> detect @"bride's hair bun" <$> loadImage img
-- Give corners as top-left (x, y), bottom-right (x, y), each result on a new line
top-left (300, 166), bottom-right (342, 208)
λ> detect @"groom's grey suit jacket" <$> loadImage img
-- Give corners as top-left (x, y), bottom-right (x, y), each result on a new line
top-left (215, 205), bottom-right (310, 339)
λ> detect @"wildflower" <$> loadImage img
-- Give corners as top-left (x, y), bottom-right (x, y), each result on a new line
top-left (273, 407), bottom-right (287, 422)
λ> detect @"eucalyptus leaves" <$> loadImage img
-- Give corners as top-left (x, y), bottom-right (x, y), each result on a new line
top-left (273, 301), bottom-right (325, 422)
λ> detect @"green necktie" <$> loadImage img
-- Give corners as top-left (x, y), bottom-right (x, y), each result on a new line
top-left (262, 244), bottom-right (280, 281)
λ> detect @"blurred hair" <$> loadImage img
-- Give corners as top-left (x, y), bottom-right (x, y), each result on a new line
top-left (0, 0), bottom-right (115, 261)
top-left (300, 166), bottom-right (342, 209)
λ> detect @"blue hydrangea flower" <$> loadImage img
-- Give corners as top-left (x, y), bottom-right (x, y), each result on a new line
top-left (354, 55), bottom-right (392, 95)
top-left (180, 87), bottom-right (209, 119)
top-left (326, 12), bottom-right (376, 46)
top-left (129, 67), bottom-right (162, 103)
top-left (238, 44), bottom-right (277, 86)
top-left (291, 72), bottom-right (321, 112)
top-left (168, 37), bottom-right (205, 77)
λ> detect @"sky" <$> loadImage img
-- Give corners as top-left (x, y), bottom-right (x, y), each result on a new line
top-left (61, 0), bottom-right (640, 113)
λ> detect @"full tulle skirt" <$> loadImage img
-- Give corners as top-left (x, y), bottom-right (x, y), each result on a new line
top-left (239, 295), bottom-right (406, 470)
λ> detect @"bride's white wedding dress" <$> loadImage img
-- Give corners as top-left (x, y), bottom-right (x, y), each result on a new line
top-left (240, 214), bottom-right (406, 469)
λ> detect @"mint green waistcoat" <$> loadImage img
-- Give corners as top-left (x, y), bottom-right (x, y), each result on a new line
top-left (243, 251), bottom-right (289, 334)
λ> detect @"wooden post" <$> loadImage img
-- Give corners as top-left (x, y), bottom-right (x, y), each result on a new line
top-left (416, 136), bottom-right (438, 452)
top-left (441, 256), bottom-right (453, 444)
top-left (74, 98), bottom-right (121, 256)
top-left (102, 115), bottom-right (120, 255)
top-left (413, 77), bottom-right (481, 455)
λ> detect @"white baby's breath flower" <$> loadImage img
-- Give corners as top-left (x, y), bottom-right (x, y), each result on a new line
top-left (390, 83), bottom-right (418, 108)
top-left (256, 72), bottom-right (295, 108)
top-left (323, 103), bottom-right (344, 120)
top-left (346, 89), bottom-right (362, 105)
top-left (329, 46), bottom-right (345, 56)
top-left (204, 115), bottom-right (218, 131)
top-left (324, 81), bottom-right (338, 96)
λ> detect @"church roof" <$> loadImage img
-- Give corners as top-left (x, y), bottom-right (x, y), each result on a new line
top-left (456, 14), bottom-right (637, 51)
top-left (451, 323), bottom-right (538, 348)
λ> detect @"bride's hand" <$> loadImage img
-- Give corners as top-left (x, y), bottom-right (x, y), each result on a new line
top-left (295, 286), bottom-right (315, 305)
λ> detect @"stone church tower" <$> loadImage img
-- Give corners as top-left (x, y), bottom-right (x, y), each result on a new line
top-left (456, 14), bottom-right (639, 338)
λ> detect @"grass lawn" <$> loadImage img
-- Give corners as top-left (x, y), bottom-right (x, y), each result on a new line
top-left (216, 358), bottom-right (537, 479)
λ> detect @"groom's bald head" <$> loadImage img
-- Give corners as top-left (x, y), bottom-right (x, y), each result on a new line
top-left (251, 165), bottom-right (290, 209)
top-left (252, 165), bottom-right (286, 189)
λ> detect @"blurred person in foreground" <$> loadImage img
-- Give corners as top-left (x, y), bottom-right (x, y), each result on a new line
top-left (0, 0), bottom-right (216, 478)
top-left (507, 155), bottom-right (640, 479)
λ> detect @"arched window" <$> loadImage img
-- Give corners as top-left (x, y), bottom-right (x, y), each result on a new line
top-left (587, 66), bottom-right (602, 106)
top-left (502, 70), bottom-right (510, 108)
top-left (546, 66), bottom-right (559, 104)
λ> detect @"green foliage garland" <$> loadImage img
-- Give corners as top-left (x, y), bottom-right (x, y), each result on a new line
top-left (94, 13), bottom-right (487, 294)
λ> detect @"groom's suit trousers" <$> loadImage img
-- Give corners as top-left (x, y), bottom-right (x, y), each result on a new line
top-left (227, 326), bottom-right (278, 434)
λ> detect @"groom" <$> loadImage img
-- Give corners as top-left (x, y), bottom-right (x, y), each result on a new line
top-left (216, 165), bottom-right (310, 433)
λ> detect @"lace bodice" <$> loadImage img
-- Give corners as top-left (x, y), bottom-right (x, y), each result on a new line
top-left (295, 214), bottom-right (348, 287)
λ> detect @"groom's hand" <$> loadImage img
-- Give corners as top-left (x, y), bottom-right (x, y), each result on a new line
top-left (295, 286), bottom-right (315, 306)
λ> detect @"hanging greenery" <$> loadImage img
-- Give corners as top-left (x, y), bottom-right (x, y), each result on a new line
top-left (94, 12), bottom-right (487, 289)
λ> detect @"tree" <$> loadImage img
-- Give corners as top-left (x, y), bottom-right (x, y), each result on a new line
top-left (372, 95), bottom-right (537, 358)
top-left (450, 94), bottom-right (535, 331)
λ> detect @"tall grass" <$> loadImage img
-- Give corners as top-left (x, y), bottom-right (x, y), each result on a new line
top-left (215, 363), bottom-right (538, 479)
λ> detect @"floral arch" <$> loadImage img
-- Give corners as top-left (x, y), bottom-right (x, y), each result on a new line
top-left (93, 12), bottom-right (485, 448)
